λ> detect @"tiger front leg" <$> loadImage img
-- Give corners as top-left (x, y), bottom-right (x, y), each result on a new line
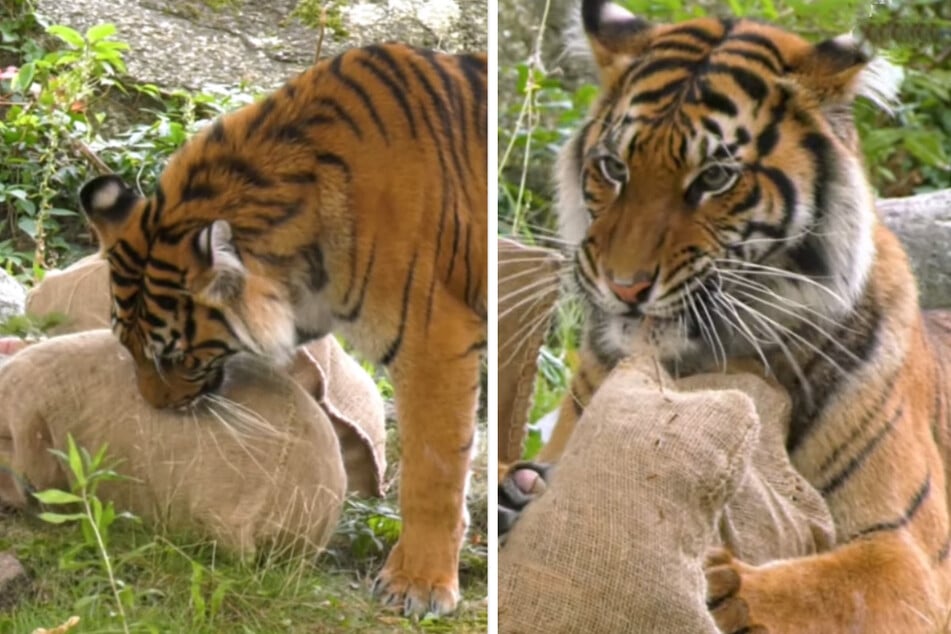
top-left (373, 313), bottom-right (483, 616)
top-left (705, 532), bottom-right (943, 633)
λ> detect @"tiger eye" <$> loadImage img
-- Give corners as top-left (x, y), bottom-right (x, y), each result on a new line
top-left (699, 164), bottom-right (733, 191)
top-left (597, 154), bottom-right (629, 187)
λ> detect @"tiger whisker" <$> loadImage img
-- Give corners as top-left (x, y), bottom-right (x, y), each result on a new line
top-left (717, 270), bottom-right (862, 335)
top-left (713, 258), bottom-right (848, 307)
top-left (722, 290), bottom-right (851, 377)
top-left (714, 291), bottom-right (812, 400)
top-left (498, 279), bottom-right (563, 321)
top-left (701, 284), bottom-right (771, 372)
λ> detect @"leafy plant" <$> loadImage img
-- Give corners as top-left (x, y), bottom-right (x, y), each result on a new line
top-left (33, 435), bottom-right (136, 634)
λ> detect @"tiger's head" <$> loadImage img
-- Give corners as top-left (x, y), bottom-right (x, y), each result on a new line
top-left (560, 0), bottom-right (901, 367)
top-left (79, 175), bottom-right (296, 408)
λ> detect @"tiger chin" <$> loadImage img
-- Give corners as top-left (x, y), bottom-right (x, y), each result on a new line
top-left (79, 43), bottom-right (487, 617)
top-left (500, 1), bottom-right (951, 632)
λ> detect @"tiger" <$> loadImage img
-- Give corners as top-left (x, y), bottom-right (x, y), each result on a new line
top-left (78, 42), bottom-right (487, 616)
top-left (499, 0), bottom-right (951, 631)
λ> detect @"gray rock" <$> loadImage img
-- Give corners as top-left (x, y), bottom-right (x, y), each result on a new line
top-left (0, 270), bottom-right (25, 323)
top-left (880, 189), bottom-right (951, 310)
top-left (0, 550), bottom-right (29, 610)
top-left (34, 0), bottom-right (487, 92)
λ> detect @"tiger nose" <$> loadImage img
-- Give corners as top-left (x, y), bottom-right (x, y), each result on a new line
top-left (606, 269), bottom-right (654, 304)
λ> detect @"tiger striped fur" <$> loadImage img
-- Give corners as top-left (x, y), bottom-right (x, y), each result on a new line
top-left (504, 1), bottom-right (951, 631)
top-left (79, 43), bottom-right (487, 616)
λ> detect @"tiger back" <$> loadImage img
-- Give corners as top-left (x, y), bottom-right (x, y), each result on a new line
top-left (79, 43), bottom-right (487, 616)
top-left (509, 1), bottom-right (951, 631)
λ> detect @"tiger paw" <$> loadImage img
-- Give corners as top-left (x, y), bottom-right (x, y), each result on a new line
top-left (373, 539), bottom-right (460, 616)
top-left (498, 462), bottom-right (552, 542)
top-left (705, 549), bottom-right (770, 634)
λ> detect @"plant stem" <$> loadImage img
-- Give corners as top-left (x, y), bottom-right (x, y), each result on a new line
top-left (82, 492), bottom-right (131, 634)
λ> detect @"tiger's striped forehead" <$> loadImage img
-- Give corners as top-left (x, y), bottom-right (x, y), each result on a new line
top-left (585, 18), bottom-right (800, 169)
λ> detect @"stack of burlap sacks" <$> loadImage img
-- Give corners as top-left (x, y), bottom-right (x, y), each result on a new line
top-left (497, 239), bottom-right (836, 632)
top-left (0, 255), bottom-right (387, 557)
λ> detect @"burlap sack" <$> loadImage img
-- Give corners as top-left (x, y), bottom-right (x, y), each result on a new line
top-left (0, 331), bottom-right (346, 556)
top-left (25, 255), bottom-right (387, 497)
top-left (498, 238), bottom-right (563, 479)
top-left (500, 356), bottom-right (760, 633)
top-left (679, 372), bottom-right (835, 562)
top-left (288, 338), bottom-right (386, 498)
top-left (24, 254), bottom-right (111, 333)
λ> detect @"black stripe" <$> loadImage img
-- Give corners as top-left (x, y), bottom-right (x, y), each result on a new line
top-left (380, 251), bottom-right (418, 365)
top-left (664, 24), bottom-right (723, 46)
top-left (330, 54), bottom-right (389, 142)
top-left (649, 40), bottom-right (705, 55)
top-left (727, 33), bottom-right (786, 71)
top-left (706, 63), bottom-right (768, 102)
top-left (357, 55), bottom-right (418, 138)
top-left (938, 533), bottom-right (951, 562)
top-left (699, 88), bottom-right (738, 116)
top-left (301, 244), bottom-right (327, 291)
top-left (410, 52), bottom-right (468, 206)
top-left (701, 117), bottom-right (722, 137)
top-left (182, 182), bottom-right (219, 202)
top-left (245, 96), bottom-right (276, 139)
top-left (855, 474), bottom-right (931, 537)
top-left (820, 403), bottom-right (903, 496)
top-left (314, 97), bottom-right (363, 139)
top-left (630, 78), bottom-right (688, 105)
top-left (457, 53), bottom-right (487, 139)
top-left (316, 152), bottom-right (351, 177)
top-left (717, 46), bottom-right (782, 74)
top-left (335, 245), bottom-right (376, 322)
top-left (208, 119), bottom-right (227, 144)
top-left (786, 297), bottom-right (882, 452)
top-left (627, 56), bottom-right (698, 87)
top-left (463, 224), bottom-right (472, 308)
top-left (149, 257), bottom-right (182, 274)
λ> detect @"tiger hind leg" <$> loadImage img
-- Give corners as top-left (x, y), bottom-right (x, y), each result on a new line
top-left (372, 292), bottom-right (484, 616)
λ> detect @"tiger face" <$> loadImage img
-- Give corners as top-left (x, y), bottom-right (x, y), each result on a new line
top-left (79, 175), bottom-right (295, 408)
top-left (560, 2), bottom-right (901, 367)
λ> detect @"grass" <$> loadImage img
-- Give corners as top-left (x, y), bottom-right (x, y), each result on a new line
top-left (1, 489), bottom-right (487, 633)
top-left (1, 514), bottom-right (486, 633)
top-left (0, 383), bottom-right (488, 633)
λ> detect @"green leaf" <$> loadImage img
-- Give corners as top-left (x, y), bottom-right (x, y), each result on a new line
top-left (84, 23), bottom-right (116, 44)
top-left (66, 434), bottom-right (87, 487)
top-left (12, 62), bottom-right (34, 92)
top-left (38, 511), bottom-right (86, 524)
top-left (33, 489), bottom-right (83, 505)
top-left (17, 217), bottom-right (36, 238)
top-left (46, 25), bottom-right (85, 49)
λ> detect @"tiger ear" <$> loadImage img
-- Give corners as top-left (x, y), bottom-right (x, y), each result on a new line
top-left (790, 35), bottom-right (901, 109)
top-left (190, 220), bottom-right (246, 308)
top-left (79, 175), bottom-right (144, 249)
top-left (581, 0), bottom-right (653, 86)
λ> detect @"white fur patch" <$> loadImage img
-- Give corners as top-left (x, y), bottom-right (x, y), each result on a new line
top-left (600, 1), bottom-right (635, 23)
top-left (91, 179), bottom-right (122, 212)
top-left (855, 56), bottom-right (903, 115)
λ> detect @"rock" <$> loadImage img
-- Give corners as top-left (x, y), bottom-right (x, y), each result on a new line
top-left (0, 550), bottom-right (30, 610)
top-left (880, 190), bottom-right (951, 309)
top-left (34, 0), bottom-right (487, 92)
top-left (0, 270), bottom-right (25, 323)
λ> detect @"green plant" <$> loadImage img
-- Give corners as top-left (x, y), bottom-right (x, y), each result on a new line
top-left (33, 435), bottom-right (136, 634)
top-left (331, 497), bottom-right (403, 566)
top-left (2, 23), bottom-right (127, 277)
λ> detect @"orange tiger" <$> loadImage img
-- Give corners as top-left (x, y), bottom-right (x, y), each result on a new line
top-left (79, 43), bottom-right (487, 616)
top-left (500, 1), bottom-right (951, 631)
